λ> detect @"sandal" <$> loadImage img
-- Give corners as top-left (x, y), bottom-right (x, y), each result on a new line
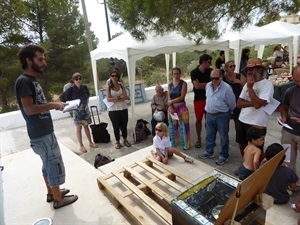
top-left (53, 195), bottom-right (78, 209)
top-left (89, 143), bottom-right (98, 148)
top-left (124, 140), bottom-right (131, 147)
top-left (47, 188), bottom-right (70, 203)
top-left (194, 140), bottom-right (201, 148)
top-left (115, 141), bottom-right (121, 149)
top-left (79, 146), bottom-right (87, 153)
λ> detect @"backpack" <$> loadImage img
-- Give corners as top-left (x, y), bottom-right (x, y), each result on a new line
top-left (94, 153), bottom-right (115, 168)
top-left (135, 119), bottom-right (151, 142)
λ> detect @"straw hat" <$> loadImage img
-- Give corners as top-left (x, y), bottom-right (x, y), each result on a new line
top-left (242, 58), bottom-right (267, 72)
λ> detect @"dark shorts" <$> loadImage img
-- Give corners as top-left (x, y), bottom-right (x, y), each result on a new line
top-left (194, 100), bottom-right (206, 121)
top-left (238, 164), bottom-right (254, 180)
top-left (236, 121), bottom-right (267, 144)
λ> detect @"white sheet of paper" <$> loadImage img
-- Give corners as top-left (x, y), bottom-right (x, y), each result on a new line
top-left (63, 99), bottom-right (80, 113)
top-left (103, 98), bottom-right (114, 109)
top-left (282, 144), bottom-right (291, 163)
top-left (263, 98), bottom-right (280, 115)
top-left (277, 117), bottom-right (293, 130)
top-left (169, 113), bottom-right (179, 120)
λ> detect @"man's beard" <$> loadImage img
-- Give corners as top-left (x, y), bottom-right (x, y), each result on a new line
top-left (32, 61), bottom-right (47, 74)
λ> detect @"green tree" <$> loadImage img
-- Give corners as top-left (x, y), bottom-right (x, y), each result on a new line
top-left (0, 0), bottom-right (98, 112)
top-left (107, 0), bottom-right (299, 41)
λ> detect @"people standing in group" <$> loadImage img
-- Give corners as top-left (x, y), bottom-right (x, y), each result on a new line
top-left (263, 143), bottom-right (298, 204)
top-left (272, 45), bottom-right (285, 69)
top-left (63, 79), bottom-right (74, 117)
top-left (190, 54), bottom-right (213, 148)
top-left (199, 69), bottom-right (236, 165)
top-left (215, 50), bottom-right (225, 74)
top-left (63, 79), bottom-right (74, 92)
top-left (240, 48), bottom-right (250, 73)
top-left (150, 85), bottom-right (168, 136)
top-left (236, 58), bottom-right (274, 160)
top-left (223, 60), bottom-right (246, 138)
top-left (106, 69), bottom-right (131, 149)
top-left (151, 122), bottom-right (194, 164)
top-left (60, 72), bottom-right (98, 153)
top-left (168, 67), bottom-right (190, 150)
top-left (280, 65), bottom-right (300, 176)
top-left (15, 44), bottom-right (78, 209)
top-left (238, 127), bottom-right (265, 180)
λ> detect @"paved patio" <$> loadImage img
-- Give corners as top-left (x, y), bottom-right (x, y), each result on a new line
top-left (1, 91), bottom-right (300, 224)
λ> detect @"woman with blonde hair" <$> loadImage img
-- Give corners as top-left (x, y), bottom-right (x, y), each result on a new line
top-left (151, 122), bottom-right (194, 164)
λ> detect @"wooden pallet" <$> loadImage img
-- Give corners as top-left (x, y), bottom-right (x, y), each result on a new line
top-left (97, 156), bottom-right (195, 225)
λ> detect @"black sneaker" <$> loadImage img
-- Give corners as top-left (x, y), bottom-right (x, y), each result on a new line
top-left (198, 152), bottom-right (214, 159)
top-left (215, 158), bottom-right (228, 165)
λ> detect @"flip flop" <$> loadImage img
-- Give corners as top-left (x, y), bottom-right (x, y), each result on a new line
top-left (124, 140), bottom-right (131, 147)
top-left (53, 195), bottom-right (78, 209)
top-left (47, 188), bottom-right (70, 203)
top-left (115, 142), bottom-right (121, 149)
top-left (89, 143), bottom-right (98, 148)
top-left (79, 146), bottom-right (87, 153)
top-left (195, 140), bottom-right (201, 148)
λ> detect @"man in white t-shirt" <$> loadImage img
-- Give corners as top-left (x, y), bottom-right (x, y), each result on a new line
top-left (236, 58), bottom-right (274, 159)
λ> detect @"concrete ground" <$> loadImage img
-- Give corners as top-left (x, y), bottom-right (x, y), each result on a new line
top-left (1, 90), bottom-right (300, 224)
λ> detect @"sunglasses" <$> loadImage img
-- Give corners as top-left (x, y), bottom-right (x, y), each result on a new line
top-left (75, 77), bottom-right (82, 81)
top-left (210, 77), bottom-right (220, 81)
top-left (111, 75), bottom-right (119, 78)
top-left (155, 128), bottom-right (163, 132)
top-left (229, 65), bottom-right (236, 68)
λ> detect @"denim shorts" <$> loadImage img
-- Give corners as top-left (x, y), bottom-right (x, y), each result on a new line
top-left (30, 133), bottom-right (65, 186)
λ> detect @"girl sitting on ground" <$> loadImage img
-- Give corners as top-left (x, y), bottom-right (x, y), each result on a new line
top-left (151, 122), bottom-right (194, 164)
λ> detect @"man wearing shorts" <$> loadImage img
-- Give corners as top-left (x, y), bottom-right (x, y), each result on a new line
top-left (15, 44), bottom-right (78, 209)
top-left (190, 54), bottom-right (213, 148)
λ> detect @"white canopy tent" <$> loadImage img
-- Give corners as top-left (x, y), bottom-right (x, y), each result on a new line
top-left (222, 26), bottom-right (294, 72)
top-left (90, 31), bottom-right (229, 123)
top-left (262, 21), bottom-right (300, 68)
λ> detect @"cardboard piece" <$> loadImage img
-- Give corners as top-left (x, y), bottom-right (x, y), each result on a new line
top-left (216, 148), bottom-right (287, 225)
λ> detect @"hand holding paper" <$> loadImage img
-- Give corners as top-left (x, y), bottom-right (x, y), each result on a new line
top-left (169, 112), bottom-right (179, 120)
top-left (63, 99), bottom-right (80, 113)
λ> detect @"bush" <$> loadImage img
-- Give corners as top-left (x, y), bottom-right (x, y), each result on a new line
top-left (0, 104), bottom-right (19, 113)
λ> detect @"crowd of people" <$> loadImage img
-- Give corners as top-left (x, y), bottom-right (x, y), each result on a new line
top-left (14, 43), bottom-right (300, 218)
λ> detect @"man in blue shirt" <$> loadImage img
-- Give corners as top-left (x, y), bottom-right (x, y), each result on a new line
top-left (199, 69), bottom-right (236, 165)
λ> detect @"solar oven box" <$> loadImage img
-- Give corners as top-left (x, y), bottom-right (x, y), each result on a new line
top-left (171, 149), bottom-right (286, 225)
top-left (171, 170), bottom-right (239, 225)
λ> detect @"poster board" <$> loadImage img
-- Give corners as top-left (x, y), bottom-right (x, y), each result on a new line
top-left (216, 148), bottom-right (287, 225)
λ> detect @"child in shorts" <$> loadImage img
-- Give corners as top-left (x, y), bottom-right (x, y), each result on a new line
top-left (151, 122), bottom-right (194, 164)
top-left (238, 127), bottom-right (265, 180)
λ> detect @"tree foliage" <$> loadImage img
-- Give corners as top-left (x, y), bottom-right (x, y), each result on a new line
top-left (107, 0), bottom-right (300, 41)
top-left (0, 0), bottom-right (99, 112)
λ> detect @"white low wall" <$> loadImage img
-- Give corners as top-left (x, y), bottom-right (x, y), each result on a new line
top-left (0, 79), bottom-right (193, 131)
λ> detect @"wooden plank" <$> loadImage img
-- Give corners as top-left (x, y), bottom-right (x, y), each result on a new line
top-left (112, 170), bottom-right (172, 224)
top-left (146, 156), bottom-right (194, 184)
top-left (97, 177), bottom-right (153, 225)
top-left (124, 166), bottom-right (173, 202)
top-left (121, 171), bottom-right (173, 198)
top-left (135, 161), bottom-right (182, 191)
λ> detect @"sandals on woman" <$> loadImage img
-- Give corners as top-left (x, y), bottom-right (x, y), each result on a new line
top-left (89, 143), bottom-right (98, 148)
top-left (79, 146), bottom-right (87, 153)
top-left (115, 141), bottom-right (121, 149)
top-left (124, 139), bottom-right (131, 147)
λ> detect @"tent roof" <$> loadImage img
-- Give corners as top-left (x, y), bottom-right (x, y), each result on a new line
top-left (90, 32), bottom-right (229, 62)
top-left (262, 21), bottom-right (300, 36)
top-left (222, 26), bottom-right (293, 49)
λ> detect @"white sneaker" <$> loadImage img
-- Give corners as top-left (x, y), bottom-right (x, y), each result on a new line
top-left (185, 155), bottom-right (194, 163)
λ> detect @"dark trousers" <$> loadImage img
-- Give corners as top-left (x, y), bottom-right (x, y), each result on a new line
top-left (151, 111), bottom-right (168, 136)
top-left (108, 109), bottom-right (128, 141)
